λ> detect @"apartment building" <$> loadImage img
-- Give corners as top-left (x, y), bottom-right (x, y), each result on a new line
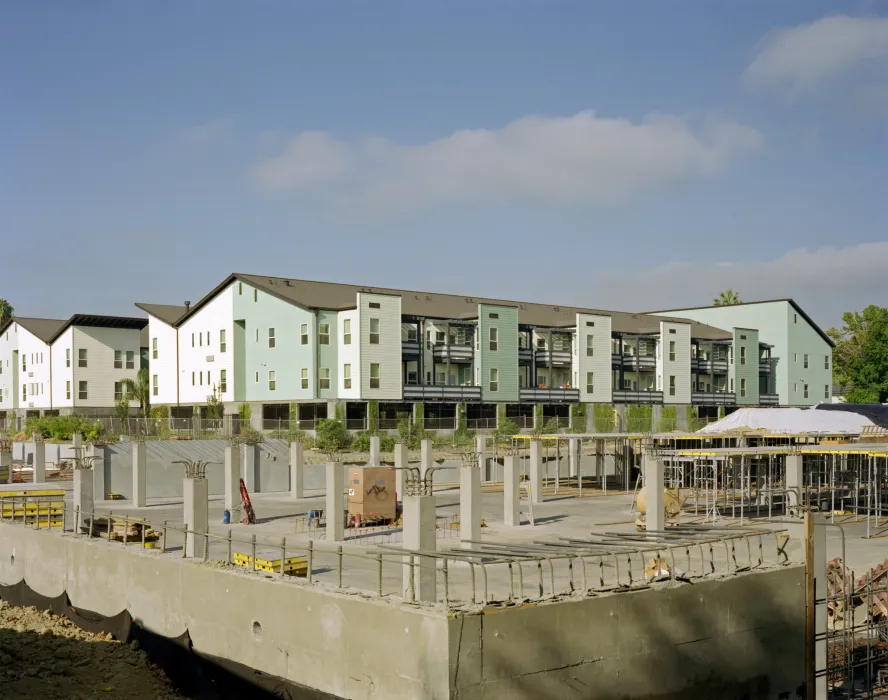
top-left (0, 315), bottom-right (148, 426)
top-left (139, 274), bottom-right (827, 430)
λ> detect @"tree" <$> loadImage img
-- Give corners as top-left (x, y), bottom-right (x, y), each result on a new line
top-left (713, 289), bottom-right (741, 306)
top-left (119, 368), bottom-right (151, 418)
top-left (0, 299), bottom-right (13, 327)
top-left (827, 305), bottom-right (888, 403)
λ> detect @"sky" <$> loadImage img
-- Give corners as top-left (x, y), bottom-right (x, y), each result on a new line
top-left (1, 1), bottom-right (886, 330)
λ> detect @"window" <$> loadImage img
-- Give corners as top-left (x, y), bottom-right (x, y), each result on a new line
top-left (370, 363), bottom-right (380, 389)
top-left (22, 355), bottom-right (25, 370)
top-left (268, 328), bottom-right (276, 348)
top-left (255, 371), bottom-right (259, 383)
top-left (740, 378), bottom-right (746, 398)
top-left (78, 381), bottom-right (88, 400)
top-left (586, 371), bottom-right (594, 394)
top-left (794, 313), bottom-right (798, 324)
top-left (192, 372), bottom-right (195, 386)
top-left (369, 318), bottom-right (380, 344)
top-left (825, 355), bottom-right (829, 370)
top-left (199, 371), bottom-right (203, 386)
top-left (794, 353), bottom-right (798, 362)
top-left (219, 369), bottom-right (226, 393)
top-left (489, 367), bottom-right (499, 392)
top-left (740, 346), bottom-right (746, 365)
top-left (668, 328), bottom-right (676, 334)
top-left (825, 384), bottom-right (830, 400)
top-left (586, 335), bottom-right (595, 357)
top-left (269, 371), bottom-right (276, 391)
top-left (668, 375), bottom-right (676, 396)
top-left (199, 332), bottom-right (203, 347)
top-left (191, 333), bottom-right (195, 348)
top-left (669, 341), bottom-right (676, 362)
top-left (153, 375), bottom-right (158, 397)
top-left (369, 302), bottom-right (381, 309)
top-left (207, 370), bottom-right (210, 385)
top-left (22, 385), bottom-right (26, 401)
top-left (254, 288), bottom-right (258, 302)
top-left (729, 347), bottom-right (733, 365)
top-left (126, 350), bottom-right (134, 369)
top-left (730, 378), bottom-right (734, 391)
top-left (407, 371), bottom-right (417, 384)
top-left (489, 327), bottom-right (498, 351)
top-left (152, 338), bottom-right (157, 359)
top-left (343, 319), bottom-right (351, 345)
top-left (794, 382), bottom-right (798, 393)
top-left (114, 382), bottom-right (123, 401)
top-left (803, 354), bottom-right (809, 369)
top-left (66, 381), bottom-right (71, 400)
top-left (804, 384), bottom-right (809, 399)
top-left (537, 337), bottom-right (547, 349)
top-left (78, 349), bottom-right (87, 368)
top-left (435, 331), bottom-right (445, 344)
top-left (220, 329), bottom-right (226, 353)
top-left (489, 312), bottom-right (499, 319)
top-left (586, 321), bottom-right (595, 327)
top-left (238, 282), bottom-right (243, 295)
top-left (435, 372), bottom-right (446, 385)
top-left (343, 364), bottom-right (352, 389)
top-left (301, 324), bottom-right (308, 345)
top-left (66, 348), bottom-right (71, 367)
top-left (114, 350), bottom-right (123, 369)
top-left (319, 368), bottom-right (330, 390)
top-left (319, 324), bottom-right (330, 345)
top-left (255, 328), bottom-right (258, 342)
top-left (475, 332), bottom-right (479, 351)
top-left (301, 368), bottom-right (308, 390)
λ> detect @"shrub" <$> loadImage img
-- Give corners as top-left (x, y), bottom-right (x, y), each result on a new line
top-left (625, 405), bottom-right (653, 433)
top-left (352, 430), bottom-right (396, 453)
top-left (686, 405), bottom-right (707, 432)
top-left (237, 403), bottom-right (252, 422)
top-left (26, 415), bottom-right (104, 443)
top-left (315, 419), bottom-right (351, 457)
top-left (569, 404), bottom-right (587, 433)
top-left (657, 406), bottom-right (677, 432)
top-left (494, 418), bottom-right (520, 438)
top-left (593, 404), bottom-right (615, 433)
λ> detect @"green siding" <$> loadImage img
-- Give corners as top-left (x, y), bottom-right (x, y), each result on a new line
top-left (478, 304), bottom-right (519, 402)
top-left (317, 309), bottom-right (338, 399)
top-left (731, 328), bottom-right (760, 405)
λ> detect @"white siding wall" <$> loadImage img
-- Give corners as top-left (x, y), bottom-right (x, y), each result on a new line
top-left (148, 315), bottom-right (178, 405)
top-left (575, 314), bottom-right (612, 402)
top-left (658, 321), bottom-right (691, 404)
top-left (72, 327), bottom-right (142, 408)
top-left (178, 286), bottom-right (235, 405)
top-left (338, 309), bottom-right (361, 400)
top-left (18, 327), bottom-right (52, 410)
top-left (358, 293), bottom-right (402, 400)
top-left (50, 328), bottom-right (74, 409)
top-left (0, 324), bottom-right (17, 411)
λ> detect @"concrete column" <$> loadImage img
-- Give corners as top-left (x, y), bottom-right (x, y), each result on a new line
top-left (813, 515), bottom-right (827, 700)
top-left (420, 439), bottom-right (432, 478)
top-left (242, 443), bottom-right (257, 493)
top-left (33, 441), bottom-right (46, 483)
top-left (0, 451), bottom-right (9, 485)
top-left (72, 432), bottom-right (82, 449)
top-left (528, 440), bottom-right (543, 504)
top-left (369, 436), bottom-right (380, 466)
top-left (183, 477), bottom-right (209, 557)
top-left (224, 444), bottom-right (241, 512)
top-left (325, 462), bottom-right (344, 543)
top-left (460, 465), bottom-right (480, 549)
top-left (503, 455), bottom-right (520, 526)
top-left (73, 468), bottom-right (94, 528)
top-left (785, 454), bottom-right (803, 513)
top-left (595, 439), bottom-right (604, 485)
top-left (132, 441), bottom-right (146, 507)
top-left (402, 494), bottom-right (437, 602)
top-left (643, 452), bottom-right (665, 533)
top-left (475, 435), bottom-right (487, 481)
top-left (568, 438), bottom-right (579, 479)
top-left (394, 443), bottom-right (408, 500)
top-left (90, 444), bottom-right (105, 502)
top-left (289, 441), bottom-right (304, 499)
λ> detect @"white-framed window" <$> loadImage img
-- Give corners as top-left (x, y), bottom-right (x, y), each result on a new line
top-left (343, 364), bottom-right (351, 389)
top-left (254, 288), bottom-right (258, 302)
top-left (319, 367), bottom-right (330, 390)
top-left (114, 350), bottom-right (123, 369)
top-left (489, 367), bottom-right (499, 392)
top-left (78, 349), bottom-right (87, 368)
top-left (794, 313), bottom-right (797, 324)
top-left (66, 348), bottom-right (71, 367)
top-left (343, 319), bottom-right (351, 345)
top-left (255, 371), bottom-right (259, 383)
top-left (152, 375), bottom-right (158, 397)
top-left (301, 324), bottom-right (308, 344)
top-left (238, 282), bottom-right (243, 295)
top-left (66, 381), bottom-right (71, 400)
top-left (803, 354), bottom-right (809, 369)
top-left (489, 327), bottom-right (498, 351)
top-left (219, 369), bottom-right (226, 393)
top-left (730, 378), bottom-right (734, 392)
top-left (794, 382), bottom-right (798, 392)
top-left (586, 371), bottom-right (594, 394)
top-left (794, 353), bottom-right (798, 362)
top-left (191, 333), bottom-right (195, 348)
top-left (669, 375), bottom-right (676, 396)
top-left (669, 341), bottom-right (675, 362)
top-left (207, 370), bottom-right (210, 385)
top-left (825, 384), bottom-right (830, 399)
top-left (586, 335), bottom-right (594, 357)
top-left (126, 350), bottom-right (134, 369)
top-left (740, 378), bottom-right (746, 397)
top-left (255, 328), bottom-right (258, 343)
top-left (268, 328), bottom-right (276, 348)
top-left (78, 381), bottom-right (88, 400)
top-left (319, 323), bottom-right (330, 345)
top-left (435, 372), bottom-right (446, 385)
top-left (199, 332), bottom-right (203, 347)
top-left (301, 368), bottom-right (308, 390)
top-left (220, 329), bottom-right (226, 353)
top-left (369, 363), bottom-right (380, 389)
top-left (268, 370), bottom-right (276, 391)
top-left (192, 372), bottom-right (195, 386)
top-left (740, 346), bottom-right (746, 365)
top-left (729, 347), bottom-right (733, 365)
top-left (804, 383), bottom-right (809, 399)
top-left (199, 371), bottom-right (203, 386)
top-left (824, 355), bottom-right (829, 370)
top-left (152, 338), bottom-right (157, 359)
top-left (369, 318), bottom-right (380, 344)
top-left (114, 382), bottom-right (124, 401)
top-left (407, 370), bottom-right (417, 384)
top-left (22, 385), bottom-right (26, 401)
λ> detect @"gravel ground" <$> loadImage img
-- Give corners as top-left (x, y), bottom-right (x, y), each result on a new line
top-left (0, 600), bottom-right (185, 700)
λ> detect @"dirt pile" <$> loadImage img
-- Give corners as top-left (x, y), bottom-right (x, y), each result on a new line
top-left (0, 600), bottom-right (185, 700)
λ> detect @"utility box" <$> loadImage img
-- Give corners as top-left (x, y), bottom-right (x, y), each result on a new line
top-left (347, 467), bottom-right (396, 520)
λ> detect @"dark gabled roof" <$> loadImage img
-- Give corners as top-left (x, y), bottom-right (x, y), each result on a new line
top-left (134, 303), bottom-right (189, 326)
top-left (646, 298), bottom-right (834, 348)
top-left (176, 273), bottom-right (733, 340)
top-left (0, 317), bottom-right (67, 344)
top-left (47, 314), bottom-right (148, 343)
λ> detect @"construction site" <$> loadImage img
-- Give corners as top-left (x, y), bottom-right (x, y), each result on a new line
top-left (0, 412), bottom-right (887, 699)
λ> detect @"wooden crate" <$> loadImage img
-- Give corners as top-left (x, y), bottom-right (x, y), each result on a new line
top-left (347, 467), bottom-right (396, 520)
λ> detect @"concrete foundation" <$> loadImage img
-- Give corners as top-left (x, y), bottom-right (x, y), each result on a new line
top-left (459, 466), bottom-right (480, 549)
top-left (644, 452), bottom-right (665, 533)
top-left (325, 462), bottom-right (344, 543)
top-left (32, 441), bottom-right (46, 483)
top-left (402, 494), bottom-right (436, 602)
top-left (528, 440), bottom-right (543, 504)
top-left (290, 441), bottom-right (304, 499)
top-left (224, 444), bottom-right (241, 513)
top-left (503, 455), bottom-right (520, 527)
top-left (393, 443), bottom-right (407, 501)
top-left (132, 442), bottom-right (146, 507)
top-left (183, 477), bottom-right (209, 558)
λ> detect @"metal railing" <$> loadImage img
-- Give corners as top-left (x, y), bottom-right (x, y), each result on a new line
top-left (760, 394), bottom-right (780, 406)
top-left (612, 389), bottom-right (664, 404)
top-left (422, 417), bottom-right (457, 430)
top-left (467, 417), bottom-right (497, 430)
top-left (403, 385), bottom-right (482, 401)
top-left (692, 391), bottom-right (736, 406)
top-left (519, 387), bottom-right (580, 402)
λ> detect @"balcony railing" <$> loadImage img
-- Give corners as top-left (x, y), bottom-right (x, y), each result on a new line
top-left (506, 414), bottom-right (535, 430)
top-left (403, 385), bottom-right (481, 401)
top-left (692, 358), bottom-right (729, 373)
top-left (519, 387), bottom-right (580, 403)
top-left (691, 392), bottom-right (736, 406)
top-left (431, 345), bottom-right (474, 363)
top-left (534, 349), bottom-right (572, 366)
top-left (467, 417), bottom-right (497, 430)
top-left (760, 394), bottom-right (779, 406)
top-left (622, 355), bottom-right (657, 371)
top-left (612, 389), bottom-right (664, 404)
top-left (422, 417), bottom-right (456, 430)
top-left (759, 360), bottom-right (771, 374)
top-left (345, 418), bottom-right (367, 431)
top-left (401, 340), bottom-right (420, 357)
top-left (518, 348), bottom-right (533, 363)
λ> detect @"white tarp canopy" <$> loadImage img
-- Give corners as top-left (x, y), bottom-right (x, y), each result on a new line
top-left (697, 407), bottom-right (874, 435)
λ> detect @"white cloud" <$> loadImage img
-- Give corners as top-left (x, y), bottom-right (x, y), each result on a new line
top-left (184, 118), bottom-right (234, 146)
top-left (746, 14), bottom-right (888, 94)
top-left (249, 111), bottom-right (762, 215)
top-left (569, 242), bottom-right (888, 329)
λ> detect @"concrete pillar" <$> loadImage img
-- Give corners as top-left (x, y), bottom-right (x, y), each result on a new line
top-left (528, 440), bottom-right (543, 504)
top-left (224, 444), bottom-right (241, 512)
top-left (289, 441), bottom-right (304, 499)
top-left (475, 435), bottom-right (487, 481)
top-left (420, 439), bottom-right (432, 478)
top-left (183, 477), bottom-right (209, 557)
top-left (568, 438), bottom-right (579, 479)
top-left (643, 452), bottom-right (665, 533)
top-left (242, 443), bottom-right (257, 493)
top-left (33, 441), bottom-right (46, 483)
top-left (326, 462), bottom-right (344, 543)
top-left (72, 432), bottom-right (82, 449)
top-left (73, 468), bottom-right (94, 528)
top-left (460, 465), bottom-right (480, 549)
top-left (369, 436), bottom-right (380, 466)
top-left (90, 444), bottom-right (105, 502)
top-left (785, 454), bottom-right (803, 513)
top-left (394, 443), bottom-right (408, 500)
top-left (402, 494), bottom-right (437, 602)
top-left (503, 455), bottom-right (520, 526)
top-left (595, 439), bottom-right (604, 485)
top-left (813, 515), bottom-right (827, 700)
top-left (132, 441), bottom-right (146, 507)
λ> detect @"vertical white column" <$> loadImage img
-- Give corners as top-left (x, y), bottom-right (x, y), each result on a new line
top-left (90, 444), bottom-right (105, 502)
top-left (73, 468), bottom-right (94, 528)
top-left (394, 443), bottom-right (408, 500)
top-left (224, 444), bottom-right (241, 512)
top-left (183, 477), bottom-right (209, 557)
top-left (475, 435), bottom-right (487, 481)
top-left (814, 515), bottom-right (827, 700)
top-left (369, 436), bottom-right (381, 467)
top-left (460, 464), bottom-right (480, 549)
top-left (786, 454), bottom-right (803, 513)
top-left (402, 494), bottom-right (437, 602)
top-left (132, 441), bottom-right (146, 507)
top-left (569, 438), bottom-right (579, 479)
top-left (503, 455), bottom-right (520, 526)
top-left (420, 439), bottom-right (432, 478)
top-left (326, 462), bottom-right (344, 543)
top-left (72, 432), bottom-right (82, 449)
top-left (644, 452), bottom-right (665, 533)
top-left (529, 440), bottom-right (543, 504)
top-left (33, 441), bottom-right (46, 483)
top-left (290, 441), bottom-right (304, 499)
top-left (242, 443), bottom-right (257, 493)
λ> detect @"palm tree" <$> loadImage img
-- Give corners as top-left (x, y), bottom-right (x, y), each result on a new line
top-left (0, 299), bottom-right (13, 327)
top-left (713, 289), bottom-right (742, 306)
top-left (120, 368), bottom-right (151, 431)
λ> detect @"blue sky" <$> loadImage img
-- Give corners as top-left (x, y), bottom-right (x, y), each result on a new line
top-left (1, 1), bottom-right (886, 328)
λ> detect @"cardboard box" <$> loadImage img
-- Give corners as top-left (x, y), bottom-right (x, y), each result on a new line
top-left (347, 467), bottom-right (397, 519)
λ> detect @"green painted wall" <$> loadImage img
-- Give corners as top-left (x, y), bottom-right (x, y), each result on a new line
top-left (731, 328), bottom-right (760, 405)
top-left (317, 309), bottom-right (338, 399)
top-left (478, 304), bottom-right (519, 402)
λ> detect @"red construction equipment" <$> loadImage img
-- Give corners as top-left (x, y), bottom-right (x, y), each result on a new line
top-left (240, 478), bottom-right (257, 525)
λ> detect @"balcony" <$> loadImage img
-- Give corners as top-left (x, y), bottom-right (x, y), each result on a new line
top-left (403, 385), bottom-right (481, 401)
top-left (431, 344), bottom-right (474, 363)
top-left (518, 347), bottom-right (533, 363)
top-left (519, 387), bottom-right (580, 403)
top-left (401, 340), bottom-right (420, 358)
top-left (760, 394), bottom-right (779, 406)
top-left (692, 392), bottom-right (736, 406)
top-left (612, 353), bottom-right (621, 368)
top-left (622, 355), bottom-right (657, 371)
top-left (692, 358), bottom-right (729, 373)
top-left (534, 349), bottom-right (572, 367)
top-left (759, 360), bottom-right (771, 374)
top-left (613, 389), bottom-right (663, 404)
